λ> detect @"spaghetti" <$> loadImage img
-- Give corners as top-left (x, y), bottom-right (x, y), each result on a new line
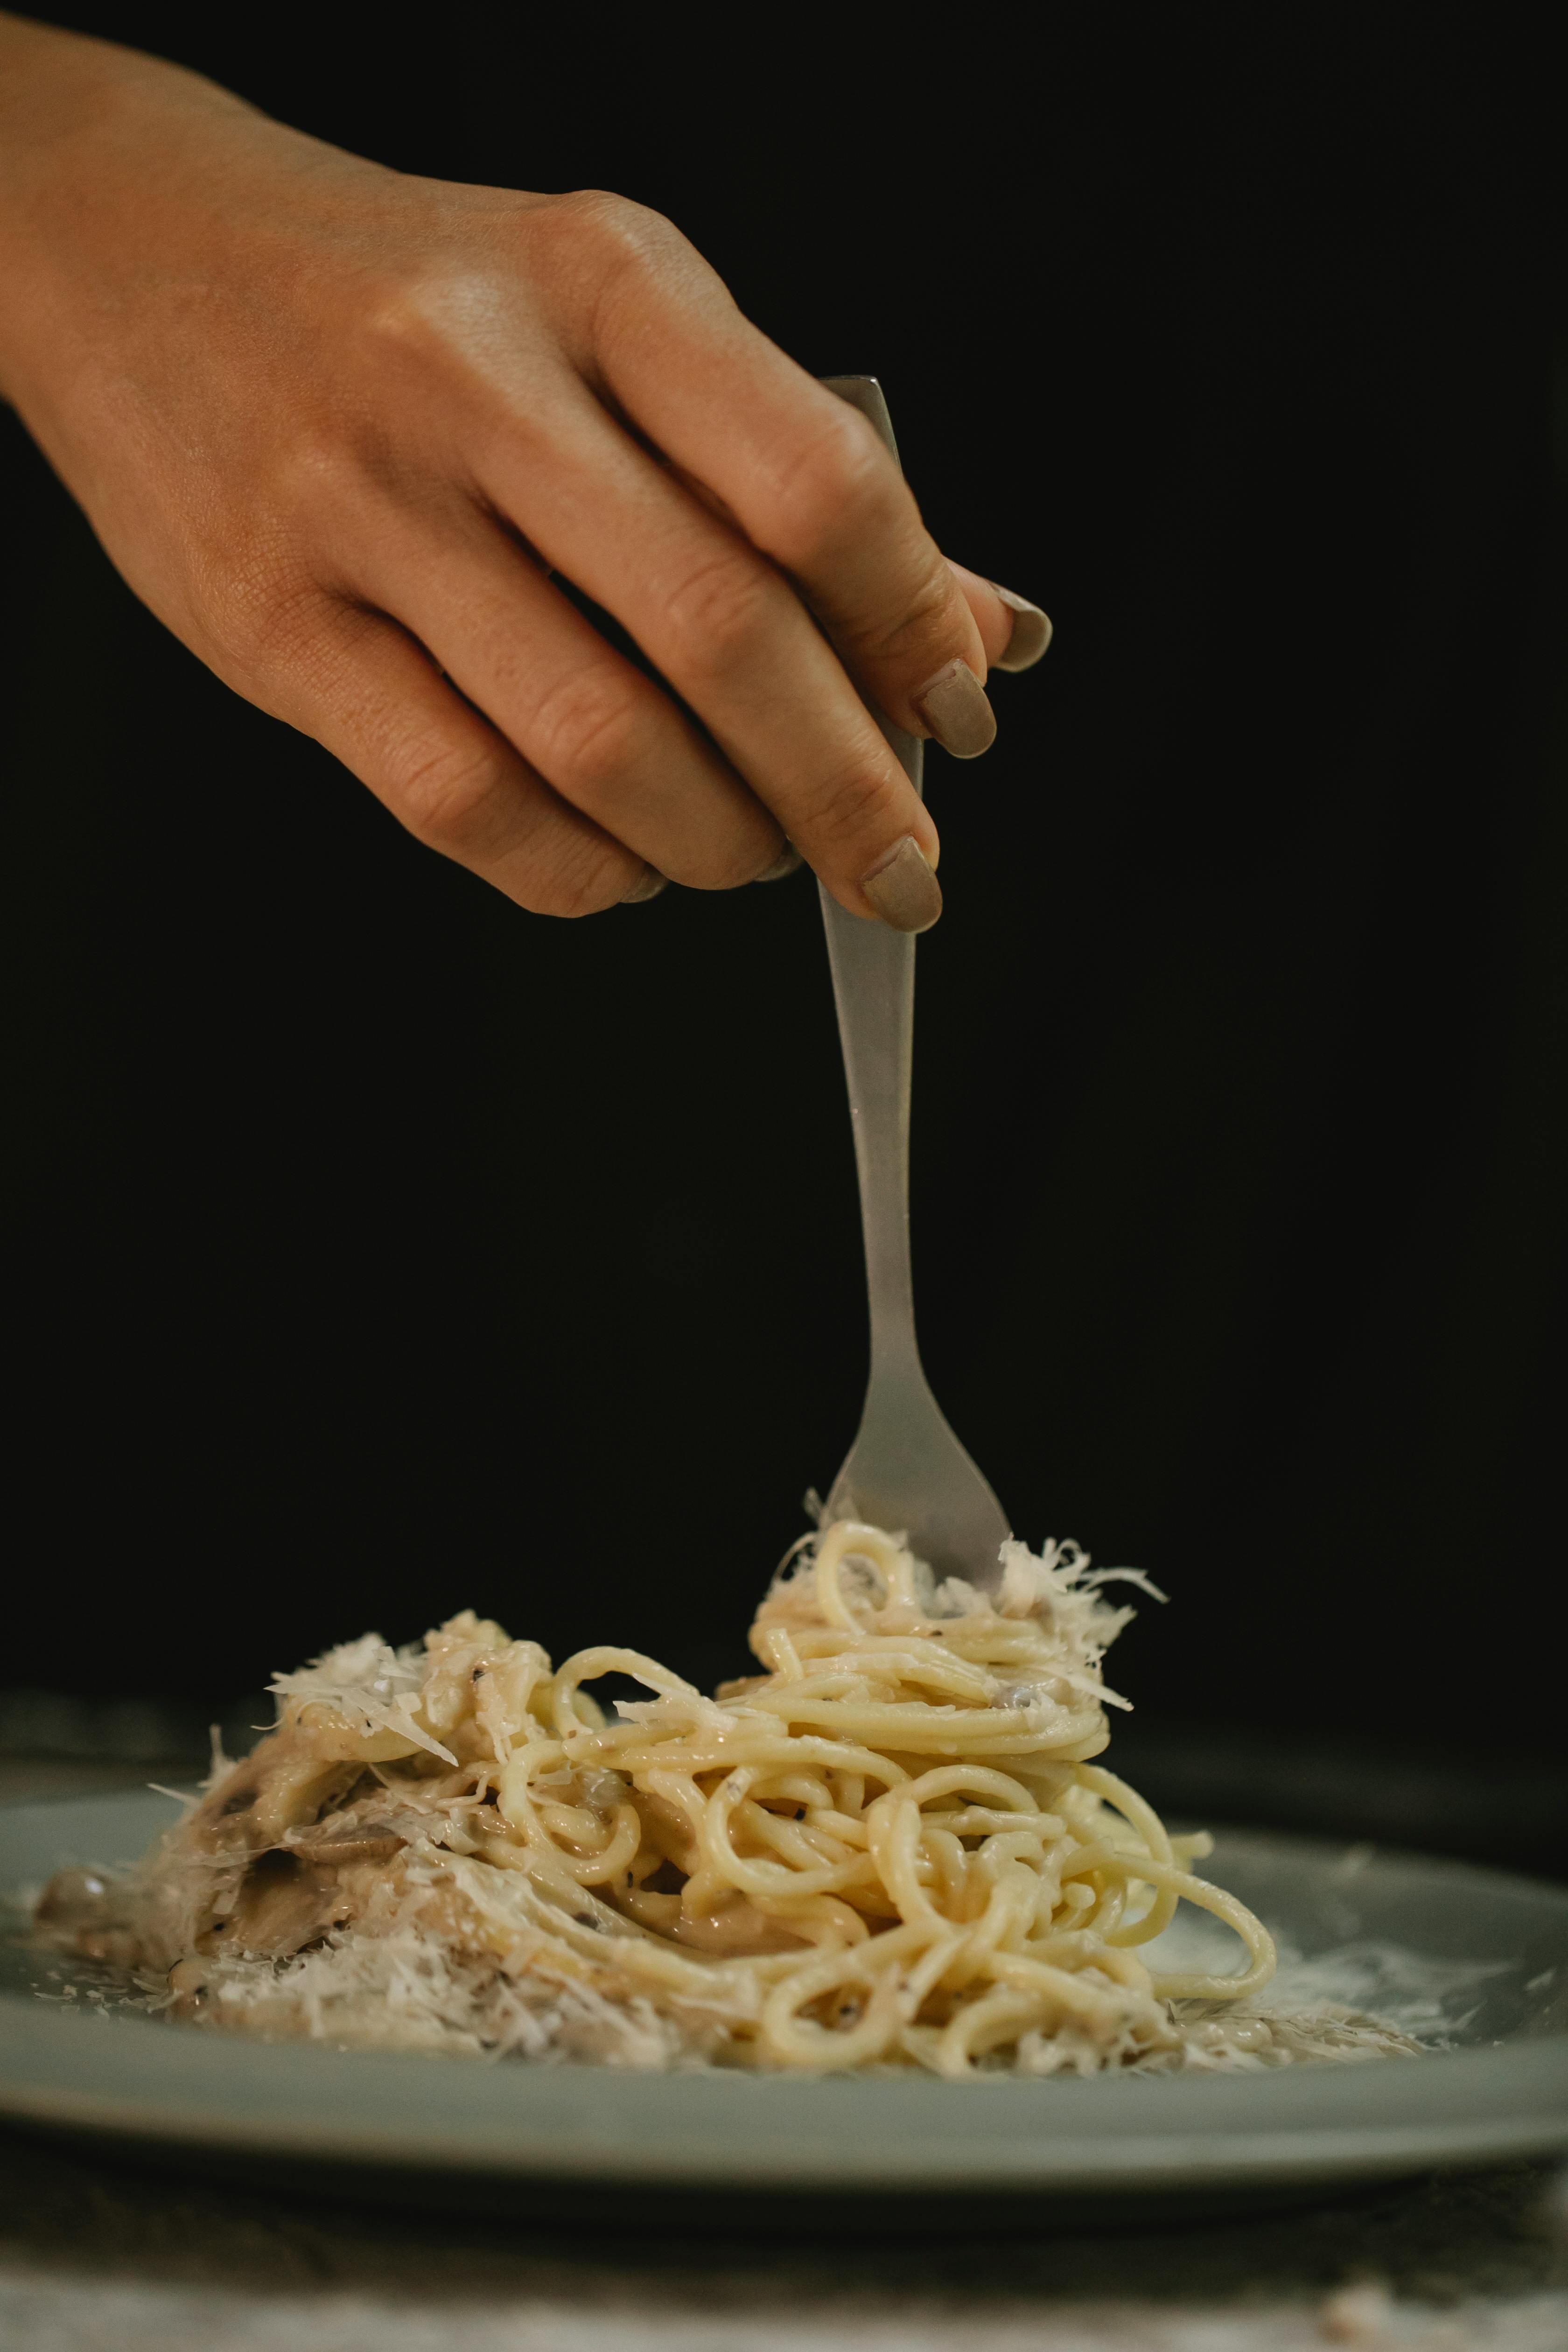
top-left (35, 1524), bottom-right (1413, 2073)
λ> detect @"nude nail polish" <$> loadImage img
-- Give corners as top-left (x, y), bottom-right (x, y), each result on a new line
top-left (622, 868), bottom-right (669, 904)
top-left (861, 836), bottom-right (943, 933)
top-left (914, 659), bottom-right (996, 759)
top-left (754, 846), bottom-right (804, 882)
top-left (988, 584), bottom-right (1053, 672)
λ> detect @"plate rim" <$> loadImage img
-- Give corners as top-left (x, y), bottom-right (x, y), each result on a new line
top-left (5, 1788), bottom-right (1566, 2198)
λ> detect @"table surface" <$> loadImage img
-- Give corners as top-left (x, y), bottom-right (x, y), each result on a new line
top-left (5, 1763), bottom-right (1568, 2352)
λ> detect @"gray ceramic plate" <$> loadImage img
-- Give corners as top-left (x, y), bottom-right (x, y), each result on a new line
top-left (2, 1789), bottom-right (1566, 2219)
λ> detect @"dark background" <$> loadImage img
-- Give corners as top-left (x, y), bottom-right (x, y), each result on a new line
top-left (3, 13), bottom-right (1563, 1856)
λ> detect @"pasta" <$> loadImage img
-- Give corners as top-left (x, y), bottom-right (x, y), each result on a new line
top-left (35, 1523), bottom-right (1417, 2073)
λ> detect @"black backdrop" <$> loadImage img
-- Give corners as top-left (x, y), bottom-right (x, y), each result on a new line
top-left (3, 13), bottom-right (1562, 1810)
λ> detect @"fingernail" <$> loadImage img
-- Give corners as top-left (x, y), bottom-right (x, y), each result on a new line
top-left (913, 658), bottom-right (996, 759)
top-left (754, 846), bottom-right (804, 882)
top-left (622, 868), bottom-right (669, 904)
top-left (988, 584), bottom-right (1054, 672)
top-left (860, 835), bottom-right (943, 933)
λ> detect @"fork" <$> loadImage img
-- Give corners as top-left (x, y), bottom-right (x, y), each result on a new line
top-left (815, 378), bottom-right (1011, 1592)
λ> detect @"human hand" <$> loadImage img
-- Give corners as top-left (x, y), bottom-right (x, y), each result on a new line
top-left (0, 18), bottom-right (1050, 929)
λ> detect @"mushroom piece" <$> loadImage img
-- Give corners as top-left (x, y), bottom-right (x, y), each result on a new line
top-left (182, 1728), bottom-right (370, 1864)
top-left (33, 1867), bottom-right (147, 1966)
top-left (207, 1848), bottom-right (353, 1960)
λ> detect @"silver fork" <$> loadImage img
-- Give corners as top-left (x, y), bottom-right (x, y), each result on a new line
top-left (816, 377), bottom-right (1011, 1592)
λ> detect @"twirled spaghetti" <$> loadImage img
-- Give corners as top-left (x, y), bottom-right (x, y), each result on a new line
top-left (35, 1524), bottom-right (1414, 2073)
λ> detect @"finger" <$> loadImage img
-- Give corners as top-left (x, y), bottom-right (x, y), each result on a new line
top-left (948, 561), bottom-right (1054, 674)
top-left (284, 596), bottom-right (658, 917)
top-left (676, 473), bottom-right (1053, 679)
top-left (558, 205), bottom-right (996, 756)
top-left (475, 374), bottom-right (940, 924)
top-left (348, 497), bottom-right (784, 891)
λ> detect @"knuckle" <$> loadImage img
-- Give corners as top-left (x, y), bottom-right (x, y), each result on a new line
top-left (716, 834), bottom-right (784, 891)
top-left (662, 552), bottom-right (776, 678)
top-left (538, 191), bottom-right (712, 346)
top-left (269, 427), bottom-right (355, 510)
top-left (187, 447), bottom-right (378, 685)
top-left (523, 833), bottom-right (639, 920)
top-left (843, 559), bottom-right (954, 668)
top-left (354, 266), bottom-right (521, 390)
top-left (196, 541), bottom-right (323, 678)
top-left (769, 410), bottom-right (896, 567)
top-left (267, 439), bottom-right (379, 565)
top-left (801, 756), bottom-right (909, 859)
top-left (674, 819), bottom-right (783, 895)
top-left (395, 737), bottom-right (513, 856)
top-left (353, 287), bottom-right (437, 381)
top-left (528, 670), bottom-right (644, 797)
top-left (358, 267), bottom-right (458, 357)
top-left (556, 188), bottom-right (680, 269)
top-left (394, 736), bottom-right (637, 916)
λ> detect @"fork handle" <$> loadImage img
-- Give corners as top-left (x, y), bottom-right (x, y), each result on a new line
top-left (818, 377), bottom-right (923, 1382)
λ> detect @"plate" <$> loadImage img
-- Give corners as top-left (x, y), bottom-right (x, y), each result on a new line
top-left (2, 1789), bottom-right (1566, 2224)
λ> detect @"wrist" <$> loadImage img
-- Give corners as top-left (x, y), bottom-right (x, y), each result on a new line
top-left (0, 15), bottom-right (276, 418)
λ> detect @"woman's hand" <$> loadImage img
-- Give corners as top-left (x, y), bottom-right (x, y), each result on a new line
top-left (0, 18), bottom-right (1050, 929)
